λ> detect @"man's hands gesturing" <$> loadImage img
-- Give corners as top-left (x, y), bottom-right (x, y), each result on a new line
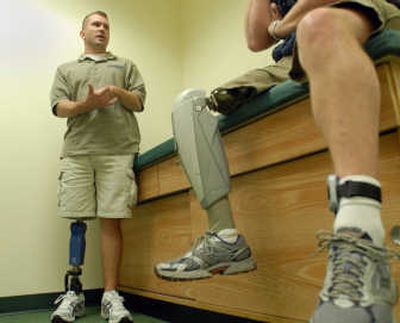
top-left (83, 84), bottom-right (118, 110)
top-left (55, 83), bottom-right (144, 118)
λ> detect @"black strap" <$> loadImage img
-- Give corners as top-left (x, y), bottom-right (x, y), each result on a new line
top-left (337, 180), bottom-right (382, 203)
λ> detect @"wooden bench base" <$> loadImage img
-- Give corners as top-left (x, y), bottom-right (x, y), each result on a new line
top-left (120, 59), bottom-right (400, 322)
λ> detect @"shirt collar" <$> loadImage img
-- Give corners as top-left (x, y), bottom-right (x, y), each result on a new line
top-left (78, 52), bottom-right (116, 62)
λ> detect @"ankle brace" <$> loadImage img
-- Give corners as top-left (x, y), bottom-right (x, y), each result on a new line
top-left (327, 174), bottom-right (382, 214)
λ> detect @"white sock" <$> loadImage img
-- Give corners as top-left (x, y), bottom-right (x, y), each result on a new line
top-left (334, 175), bottom-right (384, 246)
top-left (216, 228), bottom-right (238, 243)
top-left (103, 290), bottom-right (118, 299)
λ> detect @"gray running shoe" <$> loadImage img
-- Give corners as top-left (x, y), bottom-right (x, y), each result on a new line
top-left (50, 291), bottom-right (85, 323)
top-left (154, 231), bottom-right (256, 280)
top-left (310, 229), bottom-right (399, 323)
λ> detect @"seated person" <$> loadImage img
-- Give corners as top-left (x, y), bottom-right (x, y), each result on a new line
top-left (156, 0), bottom-right (400, 322)
top-left (155, 0), bottom-right (296, 281)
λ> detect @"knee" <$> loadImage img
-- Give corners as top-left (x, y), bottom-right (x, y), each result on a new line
top-left (297, 8), bottom-right (344, 55)
top-left (174, 89), bottom-right (207, 111)
top-left (172, 88), bottom-right (209, 128)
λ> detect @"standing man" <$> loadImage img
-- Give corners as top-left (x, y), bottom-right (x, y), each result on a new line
top-left (50, 11), bottom-right (146, 323)
top-left (156, 0), bottom-right (400, 322)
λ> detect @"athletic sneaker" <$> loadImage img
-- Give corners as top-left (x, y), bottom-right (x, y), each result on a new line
top-left (101, 290), bottom-right (133, 323)
top-left (310, 228), bottom-right (399, 323)
top-left (50, 291), bottom-right (85, 323)
top-left (154, 231), bottom-right (256, 280)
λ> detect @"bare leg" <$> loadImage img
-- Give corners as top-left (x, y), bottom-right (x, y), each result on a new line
top-left (298, 7), bottom-right (397, 322)
top-left (297, 7), bottom-right (385, 245)
top-left (100, 218), bottom-right (122, 291)
top-left (297, 7), bottom-right (378, 178)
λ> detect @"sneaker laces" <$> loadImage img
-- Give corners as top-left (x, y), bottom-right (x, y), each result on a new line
top-left (192, 231), bottom-right (219, 257)
top-left (53, 291), bottom-right (78, 315)
top-left (164, 232), bottom-right (221, 269)
top-left (315, 231), bottom-right (400, 303)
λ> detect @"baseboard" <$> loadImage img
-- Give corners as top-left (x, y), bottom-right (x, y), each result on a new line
top-left (120, 291), bottom-right (263, 323)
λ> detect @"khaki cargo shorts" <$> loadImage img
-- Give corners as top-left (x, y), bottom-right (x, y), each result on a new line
top-left (334, 0), bottom-right (400, 32)
top-left (57, 155), bottom-right (137, 219)
top-left (290, 0), bottom-right (400, 79)
top-left (221, 0), bottom-right (400, 91)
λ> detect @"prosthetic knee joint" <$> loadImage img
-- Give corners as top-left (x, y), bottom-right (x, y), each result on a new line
top-left (64, 221), bottom-right (87, 293)
top-left (326, 175), bottom-right (382, 214)
top-left (172, 89), bottom-right (231, 209)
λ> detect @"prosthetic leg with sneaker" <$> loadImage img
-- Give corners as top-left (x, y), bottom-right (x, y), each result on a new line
top-left (51, 221), bottom-right (86, 323)
top-left (154, 89), bottom-right (256, 280)
top-left (310, 175), bottom-right (398, 323)
top-left (51, 221), bottom-right (133, 323)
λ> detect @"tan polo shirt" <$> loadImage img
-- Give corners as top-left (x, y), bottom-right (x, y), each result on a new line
top-left (50, 53), bottom-right (146, 157)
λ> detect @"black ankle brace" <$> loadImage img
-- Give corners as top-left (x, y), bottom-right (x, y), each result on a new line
top-left (327, 175), bottom-right (382, 214)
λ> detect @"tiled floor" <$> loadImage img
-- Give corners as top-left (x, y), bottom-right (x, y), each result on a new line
top-left (0, 307), bottom-right (168, 322)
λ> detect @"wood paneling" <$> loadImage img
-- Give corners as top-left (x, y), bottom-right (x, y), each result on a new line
top-left (158, 156), bottom-right (190, 196)
top-left (120, 193), bottom-right (195, 300)
top-left (137, 165), bottom-right (158, 201)
top-left (388, 60), bottom-right (400, 125)
top-left (123, 133), bottom-right (400, 322)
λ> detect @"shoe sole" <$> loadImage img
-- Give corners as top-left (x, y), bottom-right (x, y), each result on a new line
top-left (51, 313), bottom-right (85, 323)
top-left (51, 317), bottom-right (71, 323)
top-left (101, 313), bottom-right (133, 323)
top-left (155, 257), bottom-right (257, 281)
top-left (51, 306), bottom-right (85, 323)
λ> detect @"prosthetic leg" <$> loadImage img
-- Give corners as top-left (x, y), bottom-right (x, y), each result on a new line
top-left (172, 89), bottom-right (230, 208)
top-left (64, 220), bottom-right (87, 293)
top-left (51, 221), bottom-right (87, 323)
top-left (154, 89), bottom-right (256, 280)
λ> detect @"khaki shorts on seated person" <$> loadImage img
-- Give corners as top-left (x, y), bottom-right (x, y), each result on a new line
top-left (218, 0), bottom-right (400, 96)
top-left (290, 0), bottom-right (400, 79)
top-left (58, 155), bottom-right (137, 219)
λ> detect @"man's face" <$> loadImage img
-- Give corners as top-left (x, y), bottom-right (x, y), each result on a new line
top-left (80, 14), bottom-right (110, 52)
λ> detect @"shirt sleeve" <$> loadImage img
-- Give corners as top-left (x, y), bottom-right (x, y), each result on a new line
top-left (125, 61), bottom-right (146, 110)
top-left (49, 66), bottom-right (71, 116)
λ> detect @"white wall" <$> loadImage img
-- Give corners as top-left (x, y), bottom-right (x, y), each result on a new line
top-left (0, 0), bottom-right (181, 297)
top-left (0, 0), bottom-right (273, 297)
top-left (180, 0), bottom-right (274, 91)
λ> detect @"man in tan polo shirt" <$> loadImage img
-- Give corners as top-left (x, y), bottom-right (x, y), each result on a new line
top-left (50, 11), bottom-right (145, 323)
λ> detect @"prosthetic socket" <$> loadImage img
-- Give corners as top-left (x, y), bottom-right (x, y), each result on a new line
top-left (327, 175), bottom-right (382, 214)
top-left (64, 221), bottom-right (87, 293)
top-left (172, 89), bottom-right (231, 209)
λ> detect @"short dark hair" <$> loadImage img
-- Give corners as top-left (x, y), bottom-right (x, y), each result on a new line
top-left (81, 11), bottom-right (108, 29)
